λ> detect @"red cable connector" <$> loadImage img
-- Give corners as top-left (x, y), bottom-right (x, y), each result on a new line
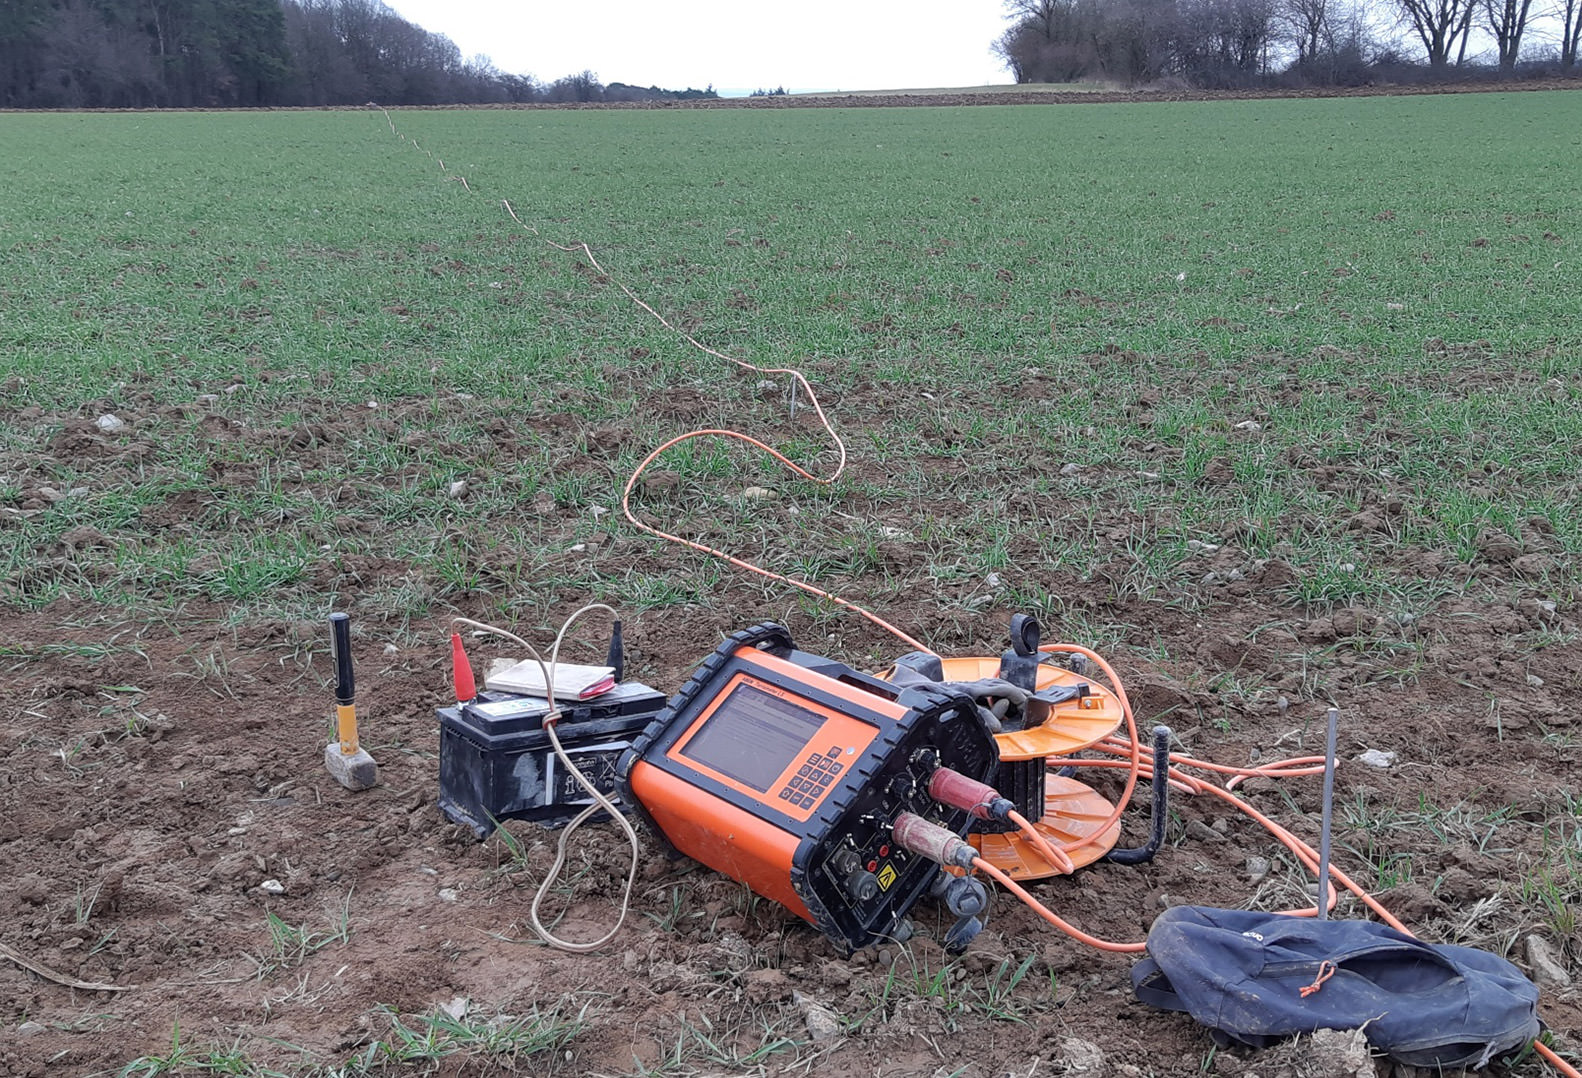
top-left (892, 812), bottom-right (978, 870)
top-left (927, 766), bottom-right (1013, 821)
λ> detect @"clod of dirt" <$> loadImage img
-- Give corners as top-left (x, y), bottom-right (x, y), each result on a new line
top-left (1129, 675), bottom-right (1191, 722)
top-left (637, 470), bottom-right (681, 497)
top-left (1525, 934), bottom-right (1571, 988)
top-left (1511, 553), bottom-right (1558, 577)
top-left (742, 967), bottom-right (791, 1003)
top-left (1474, 527), bottom-right (1520, 564)
top-left (57, 526), bottom-right (109, 553)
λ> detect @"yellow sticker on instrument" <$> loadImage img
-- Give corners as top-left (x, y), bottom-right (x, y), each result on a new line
top-left (876, 863), bottom-right (898, 891)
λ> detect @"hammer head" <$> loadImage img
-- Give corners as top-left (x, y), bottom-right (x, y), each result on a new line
top-left (324, 742), bottom-right (378, 791)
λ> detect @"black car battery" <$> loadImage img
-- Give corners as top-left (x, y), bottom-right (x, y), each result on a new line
top-left (438, 680), bottom-right (668, 837)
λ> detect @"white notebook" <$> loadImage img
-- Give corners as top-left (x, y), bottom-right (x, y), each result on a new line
top-left (483, 659), bottom-right (615, 699)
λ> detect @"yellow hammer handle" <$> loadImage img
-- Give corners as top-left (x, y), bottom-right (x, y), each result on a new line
top-left (336, 703), bottom-right (359, 755)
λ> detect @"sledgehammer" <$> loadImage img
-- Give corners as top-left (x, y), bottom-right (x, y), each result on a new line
top-left (325, 612), bottom-right (378, 791)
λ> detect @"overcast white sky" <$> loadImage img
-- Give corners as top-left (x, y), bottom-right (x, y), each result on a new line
top-left (382, 0), bottom-right (1014, 95)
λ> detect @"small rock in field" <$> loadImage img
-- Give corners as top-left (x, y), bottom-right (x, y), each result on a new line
top-left (1276, 695), bottom-right (1290, 713)
top-left (366, 400), bottom-right (379, 409)
top-left (197, 394), bottom-right (220, 404)
top-left (741, 486), bottom-right (775, 501)
top-left (1057, 1036), bottom-right (1107, 1074)
top-left (1525, 934), bottom-right (1571, 988)
top-left (258, 879), bottom-right (286, 894)
top-left (754, 379), bottom-right (777, 391)
top-left (1526, 673), bottom-right (1545, 688)
top-left (223, 383), bottom-right (245, 395)
top-left (1304, 1027), bottom-right (1373, 1078)
top-left (985, 572), bottom-right (1003, 589)
top-left (1059, 462), bottom-right (1084, 476)
top-left (568, 543), bottom-right (587, 553)
top-left (17, 1021), bottom-right (47, 1036)
top-left (1234, 419), bottom-right (1263, 432)
top-left (1226, 568), bottom-right (1244, 581)
top-left (35, 486), bottom-right (64, 503)
top-left (1356, 748), bottom-right (1397, 769)
top-left (382, 643), bottom-right (398, 657)
top-left (95, 413), bottom-right (126, 433)
top-left (792, 990), bottom-right (843, 1042)
top-left (447, 480), bottom-right (468, 498)
top-left (1247, 856), bottom-right (1271, 883)
top-left (1202, 571), bottom-right (1221, 586)
top-left (437, 887), bottom-right (459, 903)
top-left (1188, 820), bottom-right (1227, 844)
top-left (438, 996), bottom-right (468, 1021)
top-left (1186, 540), bottom-right (1221, 554)
top-left (878, 525), bottom-right (909, 540)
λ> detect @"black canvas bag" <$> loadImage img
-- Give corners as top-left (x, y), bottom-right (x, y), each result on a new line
top-left (1132, 906), bottom-right (1541, 1069)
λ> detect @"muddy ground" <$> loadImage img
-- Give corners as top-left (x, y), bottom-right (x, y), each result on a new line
top-left (3, 376), bottom-right (1580, 1078)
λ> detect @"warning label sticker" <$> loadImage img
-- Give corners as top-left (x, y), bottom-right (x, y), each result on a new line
top-left (876, 863), bottom-right (898, 891)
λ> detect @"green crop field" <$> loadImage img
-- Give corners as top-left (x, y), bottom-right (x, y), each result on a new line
top-left (2, 93), bottom-right (1580, 635)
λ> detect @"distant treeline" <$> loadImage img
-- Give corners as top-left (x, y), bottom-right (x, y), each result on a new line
top-left (997, 0), bottom-right (1582, 88)
top-left (0, 0), bottom-right (718, 109)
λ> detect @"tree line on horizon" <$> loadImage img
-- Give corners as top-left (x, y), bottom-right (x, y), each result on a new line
top-left (0, 0), bottom-right (717, 109)
top-left (4, 0), bottom-right (1581, 109)
top-left (996, 0), bottom-right (1582, 86)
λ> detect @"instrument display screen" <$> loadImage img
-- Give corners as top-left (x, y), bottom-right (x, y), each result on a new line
top-left (677, 682), bottom-right (827, 793)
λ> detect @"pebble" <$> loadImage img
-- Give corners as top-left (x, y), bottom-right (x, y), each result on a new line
top-left (438, 996), bottom-right (469, 1021)
top-left (1186, 539), bottom-right (1221, 554)
top-left (1526, 934), bottom-right (1571, 988)
top-left (1357, 748), bottom-right (1398, 768)
top-left (1058, 1036), bottom-right (1106, 1074)
top-left (792, 990), bottom-right (843, 1042)
top-left (258, 879), bottom-right (286, 894)
top-left (1234, 420), bottom-right (1263, 432)
top-left (1246, 856), bottom-right (1271, 883)
top-left (1526, 673), bottom-right (1545, 688)
top-left (447, 479), bottom-right (468, 498)
top-left (95, 413), bottom-right (127, 433)
top-left (1059, 462), bottom-right (1084, 476)
top-left (16, 1021), bottom-right (46, 1036)
top-left (1187, 819), bottom-right (1227, 843)
top-left (741, 486), bottom-right (776, 501)
top-left (1276, 695), bottom-right (1290, 713)
top-left (382, 643), bottom-right (398, 657)
top-left (437, 888), bottom-right (459, 902)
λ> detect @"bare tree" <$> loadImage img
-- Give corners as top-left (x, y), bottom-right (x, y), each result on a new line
top-left (1280, 0), bottom-right (1332, 61)
top-left (1482, 0), bottom-right (1533, 70)
top-left (1560, 0), bottom-right (1582, 67)
top-left (1390, 0), bottom-right (1477, 69)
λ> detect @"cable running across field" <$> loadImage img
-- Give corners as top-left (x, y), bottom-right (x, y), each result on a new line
top-left (375, 105), bottom-right (929, 654)
top-left (377, 109), bottom-right (1579, 1078)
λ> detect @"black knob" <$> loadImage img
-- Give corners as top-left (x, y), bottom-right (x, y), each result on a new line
top-left (845, 870), bottom-right (880, 903)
